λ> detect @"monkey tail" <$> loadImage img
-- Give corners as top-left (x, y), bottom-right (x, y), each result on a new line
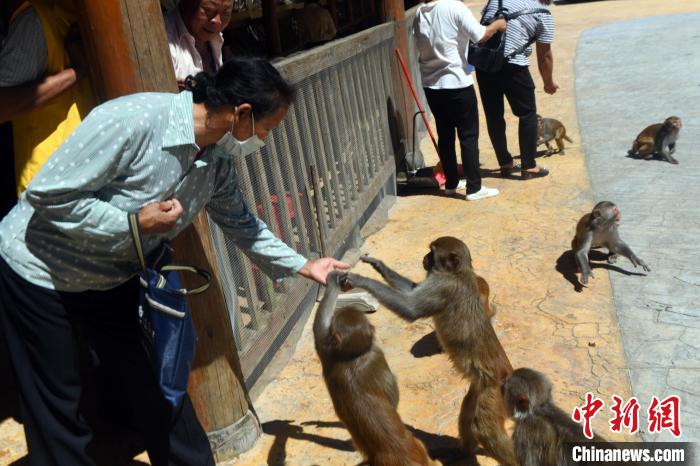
top-left (563, 134), bottom-right (573, 143)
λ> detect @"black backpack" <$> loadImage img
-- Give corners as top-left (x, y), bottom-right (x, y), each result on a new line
top-left (467, 0), bottom-right (550, 73)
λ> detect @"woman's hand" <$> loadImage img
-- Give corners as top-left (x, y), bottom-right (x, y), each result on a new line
top-left (298, 257), bottom-right (351, 285)
top-left (138, 199), bottom-right (184, 234)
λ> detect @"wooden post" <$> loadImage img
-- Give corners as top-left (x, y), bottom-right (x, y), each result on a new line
top-left (262, 0), bottom-right (282, 57)
top-left (327, 0), bottom-right (339, 28)
top-left (73, 0), bottom-right (261, 460)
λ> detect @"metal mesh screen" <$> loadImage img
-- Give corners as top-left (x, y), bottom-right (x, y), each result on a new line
top-left (208, 24), bottom-right (397, 389)
top-left (404, 5), bottom-right (430, 118)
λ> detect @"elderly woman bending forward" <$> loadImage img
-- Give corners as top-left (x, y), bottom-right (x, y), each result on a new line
top-left (0, 56), bottom-right (348, 465)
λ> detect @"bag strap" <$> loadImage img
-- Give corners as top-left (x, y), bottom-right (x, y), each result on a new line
top-left (503, 8), bottom-right (551, 59)
top-left (504, 8), bottom-right (550, 20)
top-left (481, 0), bottom-right (506, 24)
top-left (128, 212), bottom-right (147, 273)
top-left (161, 265), bottom-right (212, 295)
top-left (127, 212), bottom-right (212, 296)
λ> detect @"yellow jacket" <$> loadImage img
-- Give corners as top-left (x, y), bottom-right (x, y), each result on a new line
top-left (10, 0), bottom-right (95, 195)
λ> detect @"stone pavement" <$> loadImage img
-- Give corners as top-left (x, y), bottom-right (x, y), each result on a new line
top-left (575, 12), bottom-right (700, 443)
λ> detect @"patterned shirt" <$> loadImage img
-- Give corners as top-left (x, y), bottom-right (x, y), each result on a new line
top-left (481, 0), bottom-right (553, 66)
top-left (0, 91), bottom-right (307, 292)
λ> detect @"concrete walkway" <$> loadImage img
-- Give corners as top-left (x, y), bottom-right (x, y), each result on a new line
top-left (575, 12), bottom-right (700, 443)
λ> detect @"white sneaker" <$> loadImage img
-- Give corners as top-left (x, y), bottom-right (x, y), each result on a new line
top-left (466, 186), bottom-right (499, 201)
top-left (444, 179), bottom-right (467, 195)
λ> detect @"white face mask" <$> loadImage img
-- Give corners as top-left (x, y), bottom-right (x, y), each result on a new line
top-left (217, 110), bottom-right (266, 157)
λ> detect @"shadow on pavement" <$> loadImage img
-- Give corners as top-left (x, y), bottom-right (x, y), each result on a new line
top-left (263, 420), bottom-right (354, 466)
top-left (263, 419), bottom-right (475, 466)
top-left (411, 331), bottom-right (442, 358)
top-left (556, 250), bottom-right (647, 293)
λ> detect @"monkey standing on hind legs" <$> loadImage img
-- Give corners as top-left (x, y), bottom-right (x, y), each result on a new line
top-left (313, 272), bottom-right (435, 466)
top-left (537, 114), bottom-right (573, 156)
top-left (341, 238), bottom-right (518, 466)
top-left (571, 201), bottom-right (650, 285)
top-left (628, 116), bottom-right (682, 164)
top-left (503, 368), bottom-right (640, 466)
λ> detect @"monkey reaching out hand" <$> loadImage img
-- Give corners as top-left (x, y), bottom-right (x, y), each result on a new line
top-left (313, 272), bottom-right (435, 466)
top-left (628, 116), bottom-right (682, 164)
top-left (571, 201), bottom-right (650, 285)
top-left (341, 238), bottom-right (518, 466)
top-left (537, 114), bottom-right (573, 156)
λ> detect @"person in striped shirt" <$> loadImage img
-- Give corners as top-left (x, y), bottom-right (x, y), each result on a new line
top-left (476, 0), bottom-right (558, 180)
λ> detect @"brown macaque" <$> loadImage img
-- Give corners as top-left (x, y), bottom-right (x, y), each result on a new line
top-left (476, 274), bottom-right (497, 320)
top-left (313, 272), bottom-right (435, 466)
top-left (537, 114), bottom-right (573, 156)
top-left (571, 201), bottom-right (650, 285)
top-left (504, 368), bottom-right (639, 466)
top-left (628, 116), bottom-right (682, 164)
top-left (341, 239), bottom-right (517, 466)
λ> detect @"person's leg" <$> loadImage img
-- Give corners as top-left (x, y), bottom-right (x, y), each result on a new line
top-left (425, 87), bottom-right (459, 190)
top-left (453, 86), bottom-right (481, 194)
top-left (81, 278), bottom-right (214, 466)
top-left (0, 257), bottom-right (94, 466)
top-left (476, 70), bottom-right (513, 168)
top-left (503, 65), bottom-right (539, 171)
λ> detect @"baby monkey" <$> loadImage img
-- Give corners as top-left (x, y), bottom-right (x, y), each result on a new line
top-left (628, 116), bottom-right (682, 164)
top-left (503, 368), bottom-right (640, 466)
top-left (571, 201), bottom-right (649, 285)
top-left (537, 114), bottom-right (573, 156)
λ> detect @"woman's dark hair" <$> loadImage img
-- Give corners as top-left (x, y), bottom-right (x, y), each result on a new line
top-left (186, 56), bottom-right (295, 117)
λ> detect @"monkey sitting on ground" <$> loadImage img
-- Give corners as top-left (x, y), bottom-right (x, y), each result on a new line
top-left (537, 114), bottom-right (573, 156)
top-left (571, 201), bottom-right (650, 285)
top-left (503, 368), bottom-right (639, 466)
top-left (313, 272), bottom-right (435, 466)
top-left (341, 238), bottom-right (518, 466)
top-left (628, 116), bottom-right (682, 164)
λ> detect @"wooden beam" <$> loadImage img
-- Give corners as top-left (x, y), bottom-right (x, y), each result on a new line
top-left (262, 0), bottom-right (282, 56)
top-left (73, 0), bottom-right (260, 460)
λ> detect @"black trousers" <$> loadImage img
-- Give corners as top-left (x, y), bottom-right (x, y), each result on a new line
top-left (424, 86), bottom-right (481, 194)
top-left (0, 257), bottom-right (214, 466)
top-left (476, 64), bottom-right (538, 170)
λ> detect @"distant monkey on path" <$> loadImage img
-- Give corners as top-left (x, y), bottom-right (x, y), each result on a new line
top-left (628, 116), bottom-right (682, 164)
top-left (537, 115), bottom-right (573, 156)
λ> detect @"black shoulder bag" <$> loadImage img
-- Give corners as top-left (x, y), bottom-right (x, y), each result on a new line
top-left (467, 0), bottom-right (551, 73)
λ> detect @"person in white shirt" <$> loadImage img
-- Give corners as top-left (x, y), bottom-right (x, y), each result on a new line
top-left (413, 0), bottom-right (505, 201)
top-left (164, 0), bottom-right (233, 88)
top-left (476, 0), bottom-right (556, 180)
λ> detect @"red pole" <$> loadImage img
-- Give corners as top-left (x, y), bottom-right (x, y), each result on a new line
top-left (394, 48), bottom-right (439, 156)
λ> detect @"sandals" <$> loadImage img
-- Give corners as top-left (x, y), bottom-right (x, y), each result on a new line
top-left (520, 166), bottom-right (549, 180)
top-left (499, 163), bottom-right (521, 177)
